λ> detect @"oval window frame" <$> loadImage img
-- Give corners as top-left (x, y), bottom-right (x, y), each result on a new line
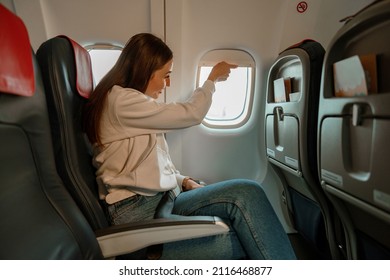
top-left (196, 49), bottom-right (256, 129)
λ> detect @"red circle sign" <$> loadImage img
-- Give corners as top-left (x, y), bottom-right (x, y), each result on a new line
top-left (297, 1), bottom-right (308, 13)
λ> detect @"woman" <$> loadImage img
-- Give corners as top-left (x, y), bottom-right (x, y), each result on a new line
top-left (83, 33), bottom-right (296, 259)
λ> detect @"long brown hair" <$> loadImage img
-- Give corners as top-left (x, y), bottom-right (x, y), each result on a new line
top-left (83, 33), bottom-right (173, 146)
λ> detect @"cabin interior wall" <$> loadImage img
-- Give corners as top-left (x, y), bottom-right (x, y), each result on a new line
top-left (9, 0), bottom-right (154, 51)
top-left (164, 0), bottom-right (292, 230)
top-left (0, 0), bottom-right (13, 12)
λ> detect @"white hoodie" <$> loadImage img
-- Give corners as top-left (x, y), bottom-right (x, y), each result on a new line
top-left (92, 80), bottom-right (215, 204)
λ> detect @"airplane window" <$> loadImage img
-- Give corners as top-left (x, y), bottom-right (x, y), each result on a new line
top-left (197, 49), bottom-right (255, 128)
top-left (87, 46), bottom-right (122, 85)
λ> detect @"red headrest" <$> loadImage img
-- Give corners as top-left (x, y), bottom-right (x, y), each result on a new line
top-left (0, 5), bottom-right (35, 97)
top-left (57, 35), bottom-right (93, 99)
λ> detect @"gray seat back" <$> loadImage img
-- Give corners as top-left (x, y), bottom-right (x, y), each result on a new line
top-left (318, 0), bottom-right (390, 259)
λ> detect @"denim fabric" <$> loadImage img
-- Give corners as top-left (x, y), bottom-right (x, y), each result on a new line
top-left (107, 192), bottom-right (164, 225)
top-left (106, 179), bottom-right (296, 260)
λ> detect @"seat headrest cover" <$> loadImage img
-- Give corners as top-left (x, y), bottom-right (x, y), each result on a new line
top-left (0, 4), bottom-right (35, 96)
top-left (58, 35), bottom-right (93, 99)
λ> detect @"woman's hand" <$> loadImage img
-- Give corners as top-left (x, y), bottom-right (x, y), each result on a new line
top-left (183, 178), bottom-right (204, 191)
top-left (207, 61), bottom-right (238, 83)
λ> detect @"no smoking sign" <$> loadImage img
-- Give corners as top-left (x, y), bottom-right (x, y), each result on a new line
top-left (297, 1), bottom-right (308, 13)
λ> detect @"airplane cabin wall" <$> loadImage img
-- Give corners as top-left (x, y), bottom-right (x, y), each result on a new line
top-left (7, 0), bottom-right (155, 51)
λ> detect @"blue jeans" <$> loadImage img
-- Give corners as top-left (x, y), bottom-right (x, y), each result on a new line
top-left (106, 179), bottom-right (296, 260)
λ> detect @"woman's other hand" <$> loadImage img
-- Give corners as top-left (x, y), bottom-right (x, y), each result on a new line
top-left (183, 179), bottom-right (205, 191)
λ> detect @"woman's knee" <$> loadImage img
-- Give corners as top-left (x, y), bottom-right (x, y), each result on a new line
top-left (219, 179), bottom-right (266, 200)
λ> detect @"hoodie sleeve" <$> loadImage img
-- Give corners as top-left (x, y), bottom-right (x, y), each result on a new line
top-left (114, 80), bottom-right (215, 133)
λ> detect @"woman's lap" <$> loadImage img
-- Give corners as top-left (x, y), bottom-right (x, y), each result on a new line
top-left (106, 179), bottom-right (296, 259)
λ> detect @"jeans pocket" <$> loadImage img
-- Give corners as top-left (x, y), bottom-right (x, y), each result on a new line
top-left (108, 193), bottom-right (163, 225)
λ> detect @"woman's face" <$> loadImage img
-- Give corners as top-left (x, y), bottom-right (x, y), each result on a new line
top-left (144, 59), bottom-right (173, 99)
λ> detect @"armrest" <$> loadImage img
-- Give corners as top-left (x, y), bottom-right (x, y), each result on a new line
top-left (95, 216), bottom-right (229, 258)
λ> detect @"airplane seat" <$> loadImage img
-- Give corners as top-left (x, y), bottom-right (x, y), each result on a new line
top-left (318, 0), bottom-right (390, 259)
top-left (0, 4), bottom-right (103, 259)
top-left (36, 35), bottom-right (108, 231)
top-left (36, 35), bottom-right (229, 259)
top-left (265, 40), bottom-right (340, 259)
